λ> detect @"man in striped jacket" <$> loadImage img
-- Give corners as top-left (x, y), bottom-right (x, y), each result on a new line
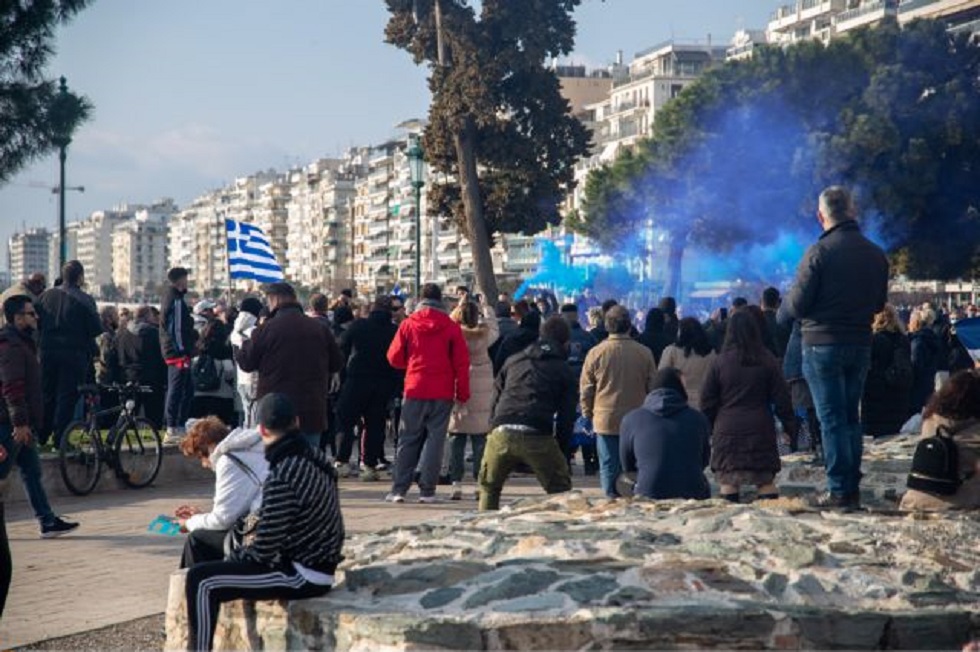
top-left (185, 393), bottom-right (344, 651)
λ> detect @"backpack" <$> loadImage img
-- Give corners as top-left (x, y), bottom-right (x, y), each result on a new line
top-left (884, 340), bottom-right (913, 387)
top-left (906, 426), bottom-right (961, 496)
top-left (192, 354), bottom-right (221, 392)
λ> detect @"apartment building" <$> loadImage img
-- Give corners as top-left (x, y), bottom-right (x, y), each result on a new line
top-left (76, 207), bottom-right (140, 296)
top-left (111, 201), bottom-right (175, 299)
top-left (7, 227), bottom-right (51, 283)
top-left (897, 0), bottom-right (980, 32)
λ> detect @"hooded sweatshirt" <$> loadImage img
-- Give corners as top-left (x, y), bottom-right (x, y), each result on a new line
top-left (185, 427), bottom-right (269, 532)
top-left (619, 388), bottom-right (711, 500)
top-left (387, 300), bottom-right (470, 403)
top-left (230, 311), bottom-right (259, 395)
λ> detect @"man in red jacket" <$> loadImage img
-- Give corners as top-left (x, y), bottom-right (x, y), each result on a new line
top-left (385, 284), bottom-right (470, 503)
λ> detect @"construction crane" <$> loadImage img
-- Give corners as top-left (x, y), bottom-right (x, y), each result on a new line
top-left (18, 180), bottom-right (85, 194)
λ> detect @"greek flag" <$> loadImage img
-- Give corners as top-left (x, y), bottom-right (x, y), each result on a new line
top-left (226, 219), bottom-right (284, 283)
top-left (954, 317), bottom-right (980, 364)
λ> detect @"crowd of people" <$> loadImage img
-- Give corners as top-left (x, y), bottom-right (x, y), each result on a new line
top-left (2, 187), bottom-right (980, 644)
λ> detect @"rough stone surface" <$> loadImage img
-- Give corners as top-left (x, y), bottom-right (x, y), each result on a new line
top-left (166, 483), bottom-right (980, 650)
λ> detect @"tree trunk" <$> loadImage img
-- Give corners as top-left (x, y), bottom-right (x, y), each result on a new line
top-left (453, 118), bottom-right (500, 303)
top-left (662, 231), bottom-right (686, 300)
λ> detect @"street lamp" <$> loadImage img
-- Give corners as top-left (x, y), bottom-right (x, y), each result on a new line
top-left (51, 76), bottom-right (74, 270)
top-left (407, 133), bottom-right (425, 296)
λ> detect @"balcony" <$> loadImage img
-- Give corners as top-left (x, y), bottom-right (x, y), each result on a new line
top-left (836, 1), bottom-right (897, 31)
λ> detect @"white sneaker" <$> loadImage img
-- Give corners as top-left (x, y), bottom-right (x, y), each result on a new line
top-left (418, 495), bottom-right (441, 504)
top-left (384, 493), bottom-right (405, 503)
top-left (449, 482), bottom-right (463, 501)
top-left (163, 428), bottom-right (184, 445)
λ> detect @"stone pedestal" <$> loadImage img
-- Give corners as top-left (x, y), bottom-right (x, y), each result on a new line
top-left (166, 491), bottom-right (980, 650)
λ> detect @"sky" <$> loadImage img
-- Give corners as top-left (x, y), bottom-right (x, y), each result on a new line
top-left (0, 0), bottom-right (774, 265)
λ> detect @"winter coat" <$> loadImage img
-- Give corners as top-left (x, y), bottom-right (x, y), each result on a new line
top-left (636, 325), bottom-right (674, 366)
top-left (657, 345), bottom-right (716, 411)
top-left (910, 328), bottom-right (941, 415)
top-left (763, 309), bottom-right (790, 359)
top-left (387, 301), bottom-right (470, 403)
top-left (492, 312), bottom-right (541, 375)
top-left (619, 388), bottom-right (711, 500)
top-left (861, 330), bottom-right (912, 437)
top-left (117, 321), bottom-right (167, 389)
top-left (338, 310), bottom-right (398, 381)
top-left (0, 325), bottom-right (42, 430)
top-left (782, 320), bottom-right (804, 382)
top-left (95, 328), bottom-right (122, 385)
top-left (487, 316), bottom-right (518, 362)
top-left (236, 303), bottom-right (343, 434)
top-left (198, 318), bottom-right (233, 361)
top-left (449, 305), bottom-right (499, 435)
top-left (36, 285), bottom-right (101, 355)
top-left (566, 322), bottom-right (597, 379)
top-left (900, 416), bottom-right (980, 511)
top-left (700, 349), bottom-right (796, 475)
top-left (185, 427), bottom-right (270, 532)
top-left (230, 311), bottom-right (259, 398)
top-left (490, 338), bottom-right (578, 449)
top-left (783, 220), bottom-right (889, 346)
top-left (159, 285), bottom-right (198, 359)
top-left (580, 333), bottom-right (658, 435)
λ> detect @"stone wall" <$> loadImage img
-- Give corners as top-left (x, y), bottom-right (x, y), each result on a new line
top-left (166, 487), bottom-right (980, 650)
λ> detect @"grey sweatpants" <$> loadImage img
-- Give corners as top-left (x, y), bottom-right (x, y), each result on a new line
top-left (390, 398), bottom-right (453, 498)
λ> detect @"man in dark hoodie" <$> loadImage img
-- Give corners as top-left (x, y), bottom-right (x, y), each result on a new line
top-left (636, 307), bottom-right (673, 366)
top-left (385, 284), bottom-right (470, 503)
top-left (479, 316), bottom-right (578, 510)
top-left (492, 301), bottom-right (541, 375)
top-left (619, 368), bottom-right (711, 500)
top-left (335, 296), bottom-right (398, 480)
top-left (36, 260), bottom-right (102, 447)
top-left (160, 267), bottom-right (199, 443)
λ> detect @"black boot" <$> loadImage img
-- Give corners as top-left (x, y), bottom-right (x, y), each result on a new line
top-left (721, 492), bottom-right (740, 503)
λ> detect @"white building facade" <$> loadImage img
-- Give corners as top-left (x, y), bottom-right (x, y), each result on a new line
top-left (7, 227), bottom-right (51, 283)
top-left (111, 201), bottom-right (176, 300)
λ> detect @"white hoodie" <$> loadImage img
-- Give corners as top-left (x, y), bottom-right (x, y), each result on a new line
top-left (230, 311), bottom-right (259, 397)
top-left (186, 427), bottom-right (269, 532)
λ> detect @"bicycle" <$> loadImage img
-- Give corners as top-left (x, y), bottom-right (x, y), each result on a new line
top-left (59, 382), bottom-right (164, 496)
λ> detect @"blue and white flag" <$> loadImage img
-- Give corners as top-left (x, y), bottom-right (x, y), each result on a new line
top-left (954, 317), bottom-right (980, 364)
top-left (226, 219), bottom-right (284, 283)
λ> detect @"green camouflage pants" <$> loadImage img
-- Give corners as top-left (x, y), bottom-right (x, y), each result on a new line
top-left (478, 427), bottom-right (572, 511)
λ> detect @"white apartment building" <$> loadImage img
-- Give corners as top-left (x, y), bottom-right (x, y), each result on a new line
top-left (285, 155), bottom-right (363, 292)
top-left (168, 192), bottom-right (227, 295)
top-left (111, 201), bottom-right (175, 300)
top-left (8, 227), bottom-right (51, 283)
top-left (76, 207), bottom-right (138, 296)
top-left (898, 0), bottom-right (980, 32)
top-left (767, 0), bottom-right (849, 46)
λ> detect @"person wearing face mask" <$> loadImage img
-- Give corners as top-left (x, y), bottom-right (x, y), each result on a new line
top-left (0, 295), bottom-right (79, 540)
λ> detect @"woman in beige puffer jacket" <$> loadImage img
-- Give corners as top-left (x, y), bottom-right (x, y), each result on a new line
top-left (448, 299), bottom-right (499, 499)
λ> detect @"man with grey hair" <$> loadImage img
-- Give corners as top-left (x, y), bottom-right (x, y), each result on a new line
top-left (783, 186), bottom-right (889, 510)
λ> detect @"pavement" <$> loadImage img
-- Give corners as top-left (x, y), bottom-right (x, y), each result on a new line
top-left (1, 467), bottom-right (604, 649)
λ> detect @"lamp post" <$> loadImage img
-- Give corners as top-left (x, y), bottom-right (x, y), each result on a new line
top-left (407, 133), bottom-right (425, 296)
top-left (51, 76), bottom-right (74, 270)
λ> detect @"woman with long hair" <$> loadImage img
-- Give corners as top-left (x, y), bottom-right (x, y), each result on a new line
top-left (861, 304), bottom-right (912, 437)
top-left (701, 311), bottom-right (797, 503)
top-left (658, 317), bottom-right (716, 410)
top-left (447, 298), bottom-right (498, 500)
top-left (900, 370), bottom-right (980, 511)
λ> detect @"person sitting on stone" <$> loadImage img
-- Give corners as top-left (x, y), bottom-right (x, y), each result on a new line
top-left (175, 416), bottom-right (268, 568)
top-left (619, 368), bottom-right (711, 501)
top-left (479, 316), bottom-right (577, 510)
top-left (900, 369), bottom-right (980, 512)
top-left (184, 393), bottom-right (344, 652)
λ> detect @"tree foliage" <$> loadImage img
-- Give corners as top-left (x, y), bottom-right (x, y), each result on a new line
top-left (383, 0), bottom-right (590, 296)
top-left (575, 18), bottom-right (980, 283)
top-left (0, 0), bottom-right (93, 184)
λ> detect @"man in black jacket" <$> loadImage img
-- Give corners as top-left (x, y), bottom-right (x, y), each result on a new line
top-left (185, 393), bottom-right (344, 652)
top-left (36, 260), bottom-right (102, 447)
top-left (160, 268), bottom-right (198, 443)
top-left (479, 316), bottom-right (577, 510)
top-left (335, 296), bottom-right (398, 479)
top-left (783, 186), bottom-right (889, 510)
top-left (118, 305), bottom-right (168, 428)
top-left (491, 304), bottom-right (541, 375)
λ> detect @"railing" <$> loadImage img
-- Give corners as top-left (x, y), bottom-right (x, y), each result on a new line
top-left (836, 1), bottom-right (891, 24)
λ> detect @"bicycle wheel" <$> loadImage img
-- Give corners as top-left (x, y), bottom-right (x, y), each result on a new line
top-left (113, 417), bottom-right (163, 489)
top-left (59, 421), bottom-right (102, 496)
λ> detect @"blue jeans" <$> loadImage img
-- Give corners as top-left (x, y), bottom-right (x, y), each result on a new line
top-left (802, 344), bottom-right (871, 496)
top-left (165, 366), bottom-right (194, 430)
top-left (596, 434), bottom-right (621, 498)
top-left (0, 425), bottom-right (54, 524)
top-left (448, 433), bottom-right (486, 482)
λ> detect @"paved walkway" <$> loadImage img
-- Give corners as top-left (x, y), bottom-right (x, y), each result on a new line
top-left (2, 471), bottom-right (602, 648)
